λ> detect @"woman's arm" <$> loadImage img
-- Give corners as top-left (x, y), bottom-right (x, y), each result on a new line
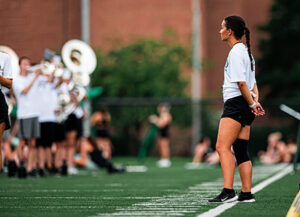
top-left (21, 70), bottom-right (41, 94)
top-left (0, 76), bottom-right (12, 89)
top-left (237, 81), bottom-right (254, 106)
top-left (251, 82), bottom-right (259, 102)
top-left (238, 81), bottom-right (264, 116)
top-left (155, 113), bottom-right (171, 128)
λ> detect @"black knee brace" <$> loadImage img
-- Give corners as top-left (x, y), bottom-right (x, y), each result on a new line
top-left (232, 139), bottom-right (250, 166)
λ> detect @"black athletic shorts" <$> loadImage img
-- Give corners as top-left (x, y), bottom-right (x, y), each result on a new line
top-left (53, 122), bottom-right (66, 142)
top-left (96, 129), bottom-right (110, 138)
top-left (76, 117), bottom-right (83, 139)
top-left (36, 122), bottom-right (55, 147)
top-left (0, 91), bottom-right (10, 130)
top-left (221, 95), bottom-right (255, 127)
top-left (65, 114), bottom-right (78, 132)
top-left (65, 114), bottom-right (83, 139)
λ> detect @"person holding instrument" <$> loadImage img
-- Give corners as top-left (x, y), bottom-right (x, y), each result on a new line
top-left (13, 56), bottom-right (42, 177)
top-left (208, 16), bottom-right (265, 203)
top-left (0, 52), bottom-right (13, 171)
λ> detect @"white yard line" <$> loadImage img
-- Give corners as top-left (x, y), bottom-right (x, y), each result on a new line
top-left (90, 164), bottom-right (289, 217)
top-left (197, 164), bottom-right (293, 217)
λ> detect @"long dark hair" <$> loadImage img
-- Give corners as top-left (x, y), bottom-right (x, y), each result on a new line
top-left (224, 15), bottom-right (254, 71)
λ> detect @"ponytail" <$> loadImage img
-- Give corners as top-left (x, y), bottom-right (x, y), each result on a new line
top-left (244, 27), bottom-right (254, 71)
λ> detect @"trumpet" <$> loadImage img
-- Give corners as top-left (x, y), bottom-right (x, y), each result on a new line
top-left (27, 61), bottom-right (55, 74)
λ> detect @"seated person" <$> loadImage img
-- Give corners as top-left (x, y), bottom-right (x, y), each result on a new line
top-left (2, 122), bottom-right (28, 177)
top-left (287, 138), bottom-right (297, 161)
top-left (258, 132), bottom-right (282, 164)
top-left (74, 137), bottom-right (125, 174)
top-left (192, 137), bottom-right (219, 164)
top-left (275, 138), bottom-right (297, 163)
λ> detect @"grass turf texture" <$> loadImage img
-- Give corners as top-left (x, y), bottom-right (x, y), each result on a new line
top-left (0, 157), bottom-right (298, 217)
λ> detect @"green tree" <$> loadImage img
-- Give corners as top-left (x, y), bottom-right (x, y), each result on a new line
top-left (90, 39), bottom-right (190, 155)
top-left (91, 39), bottom-right (189, 98)
top-left (258, 0), bottom-right (300, 100)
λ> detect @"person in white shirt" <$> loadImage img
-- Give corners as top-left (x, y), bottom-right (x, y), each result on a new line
top-left (35, 73), bottom-right (58, 176)
top-left (0, 52), bottom-right (13, 170)
top-left (208, 16), bottom-right (265, 203)
top-left (64, 78), bottom-right (86, 175)
top-left (53, 79), bottom-right (69, 175)
top-left (13, 56), bottom-right (42, 177)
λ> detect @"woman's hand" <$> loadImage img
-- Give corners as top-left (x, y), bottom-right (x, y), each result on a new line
top-left (149, 115), bottom-right (158, 124)
top-left (251, 102), bottom-right (265, 116)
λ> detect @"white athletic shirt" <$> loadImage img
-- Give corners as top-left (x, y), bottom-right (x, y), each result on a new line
top-left (36, 76), bottom-right (59, 123)
top-left (57, 82), bottom-right (70, 121)
top-left (73, 106), bottom-right (84, 119)
top-left (0, 52), bottom-right (13, 91)
top-left (13, 73), bottom-right (44, 119)
top-left (222, 43), bottom-right (256, 102)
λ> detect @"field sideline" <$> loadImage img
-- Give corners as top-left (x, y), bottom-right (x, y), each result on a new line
top-left (0, 158), bottom-right (298, 217)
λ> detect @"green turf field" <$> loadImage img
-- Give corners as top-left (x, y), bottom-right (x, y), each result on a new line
top-left (0, 158), bottom-right (298, 217)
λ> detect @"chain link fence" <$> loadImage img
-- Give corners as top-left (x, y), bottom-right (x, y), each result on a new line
top-left (91, 98), bottom-right (300, 158)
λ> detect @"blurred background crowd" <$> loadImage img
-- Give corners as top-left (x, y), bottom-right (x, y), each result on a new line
top-left (0, 0), bottom-right (299, 178)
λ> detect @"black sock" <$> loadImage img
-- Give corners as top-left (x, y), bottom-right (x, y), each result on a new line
top-left (223, 188), bottom-right (234, 194)
top-left (241, 191), bottom-right (251, 195)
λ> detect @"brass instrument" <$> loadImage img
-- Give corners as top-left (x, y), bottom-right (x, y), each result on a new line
top-left (0, 45), bottom-right (20, 79)
top-left (61, 39), bottom-right (97, 86)
top-left (60, 39), bottom-right (97, 116)
top-left (0, 46), bottom-right (19, 114)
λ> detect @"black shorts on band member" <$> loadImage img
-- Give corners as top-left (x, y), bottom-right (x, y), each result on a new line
top-left (53, 123), bottom-right (66, 142)
top-left (221, 95), bottom-right (255, 127)
top-left (0, 91), bottom-right (10, 130)
top-left (36, 122), bottom-right (55, 147)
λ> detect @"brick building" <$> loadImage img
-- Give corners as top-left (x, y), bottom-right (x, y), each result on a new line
top-left (0, 0), bottom-right (272, 98)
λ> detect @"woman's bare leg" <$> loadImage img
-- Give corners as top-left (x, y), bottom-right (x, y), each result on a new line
top-left (216, 118), bottom-right (241, 189)
top-left (0, 122), bottom-right (5, 170)
top-left (159, 138), bottom-right (170, 159)
top-left (66, 131), bottom-right (77, 168)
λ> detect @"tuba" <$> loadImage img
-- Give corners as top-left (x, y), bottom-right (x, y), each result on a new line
top-left (0, 46), bottom-right (20, 114)
top-left (60, 39), bottom-right (97, 116)
top-left (62, 39), bottom-right (96, 86)
top-left (0, 46), bottom-right (20, 79)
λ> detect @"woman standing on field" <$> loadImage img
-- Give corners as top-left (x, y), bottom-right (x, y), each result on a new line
top-left (208, 16), bottom-right (265, 203)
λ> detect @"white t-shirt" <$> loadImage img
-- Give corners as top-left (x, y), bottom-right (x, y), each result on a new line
top-left (13, 73), bottom-right (44, 119)
top-left (222, 43), bottom-right (256, 102)
top-left (0, 52), bottom-right (13, 91)
top-left (73, 106), bottom-right (84, 119)
top-left (36, 76), bottom-right (59, 123)
top-left (57, 82), bottom-right (70, 121)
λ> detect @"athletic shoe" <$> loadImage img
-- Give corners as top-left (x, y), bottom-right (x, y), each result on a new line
top-left (38, 169), bottom-right (46, 177)
top-left (61, 160), bottom-right (68, 176)
top-left (50, 167), bottom-right (59, 175)
top-left (237, 192), bottom-right (255, 202)
top-left (8, 160), bottom-right (17, 177)
top-left (157, 159), bottom-right (171, 168)
top-left (18, 162), bottom-right (27, 179)
top-left (28, 169), bottom-right (37, 178)
top-left (208, 189), bottom-right (238, 203)
top-left (107, 164), bottom-right (126, 174)
top-left (68, 167), bottom-right (78, 175)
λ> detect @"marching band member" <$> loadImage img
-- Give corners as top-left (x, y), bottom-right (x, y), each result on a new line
top-left (35, 68), bottom-right (58, 176)
top-left (13, 56), bottom-right (42, 177)
top-left (90, 107), bottom-right (112, 159)
top-left (52, 72), bottom-right (69, 175)
top-left (64, 76), bottom-right (82, 175)
top-left (0, 51), bottom-right (13, 171)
